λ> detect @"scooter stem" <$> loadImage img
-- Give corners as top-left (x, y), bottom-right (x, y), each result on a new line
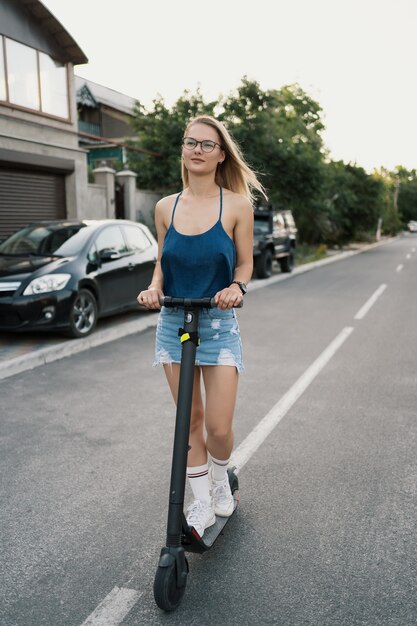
top-left (166, 307), bottom-right (200, 547)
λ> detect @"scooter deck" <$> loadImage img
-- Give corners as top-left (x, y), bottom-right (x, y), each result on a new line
top-left (181, 490), bottom-right (240, 553)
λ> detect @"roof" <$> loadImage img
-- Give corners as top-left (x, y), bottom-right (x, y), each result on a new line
top-left (19, 0), bottom-right (88, 65)
top-left (75, 76), bottom-right (137, 115)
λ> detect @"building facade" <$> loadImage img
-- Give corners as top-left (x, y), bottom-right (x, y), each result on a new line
top-left (0, 0), bottom-right (89, 239)
top-left (76, 76), bottom-right (137, 169)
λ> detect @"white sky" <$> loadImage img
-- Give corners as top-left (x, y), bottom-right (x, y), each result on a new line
top-left (44, 0), bottom-right (417, 173)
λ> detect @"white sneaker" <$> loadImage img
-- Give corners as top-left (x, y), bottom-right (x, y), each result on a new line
top-left (186, 499), bottom-right (216, 537)
top-left (209, 468), bottom-right (234, 517)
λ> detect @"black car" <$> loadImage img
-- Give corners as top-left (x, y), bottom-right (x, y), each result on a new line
top-left (253, 206), bottom-right (296, 278)
top-left (0, 219), bottom-right (157, 337)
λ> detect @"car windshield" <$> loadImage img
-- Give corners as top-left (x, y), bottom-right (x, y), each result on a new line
top-left (0, 224), bottom-right (91, 257)
top-left (254, 218), bottom-right (270, 235)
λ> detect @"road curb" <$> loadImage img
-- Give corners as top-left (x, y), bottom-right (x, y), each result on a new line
top-left (0, 314), bottom-right (158, 380)
top-left (0, 237), bottom-right (396, 381)
top-left (248, 237), bottom-right (395, 293)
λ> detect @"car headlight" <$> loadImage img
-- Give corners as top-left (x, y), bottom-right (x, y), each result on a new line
top-left (23, 274), bottom-right (71, 296)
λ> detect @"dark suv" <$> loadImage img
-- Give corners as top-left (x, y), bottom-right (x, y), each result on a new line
top-left (253, 206), bottom-right (297, 278)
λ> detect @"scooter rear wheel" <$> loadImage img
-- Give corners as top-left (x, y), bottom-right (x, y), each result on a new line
top-left (153, 562), bottom-right (187, 611)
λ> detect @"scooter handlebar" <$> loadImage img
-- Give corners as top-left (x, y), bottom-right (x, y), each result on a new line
top-left (160, 296), bottom-right (243, 309)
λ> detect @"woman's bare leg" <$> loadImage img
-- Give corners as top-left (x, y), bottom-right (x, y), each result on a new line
top-left (162, 364), bottom-right (207, 466)
top-left (202, 365), bottom-right (239, 461)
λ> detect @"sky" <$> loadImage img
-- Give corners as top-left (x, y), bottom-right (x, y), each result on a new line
top-left (43, 0), bottom-right (417, 173)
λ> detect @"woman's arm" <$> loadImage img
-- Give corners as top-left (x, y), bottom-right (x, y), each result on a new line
top-left (231, 196), bottom-right (254, 287)
top-left (215, 195), bottom-right (254, 309)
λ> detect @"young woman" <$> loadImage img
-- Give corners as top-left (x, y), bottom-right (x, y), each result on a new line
top-left (137, 115), bottom-right (265, 537)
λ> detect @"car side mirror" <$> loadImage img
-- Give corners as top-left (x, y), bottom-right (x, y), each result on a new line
top-left (99, 249), bottom-right (121, 261)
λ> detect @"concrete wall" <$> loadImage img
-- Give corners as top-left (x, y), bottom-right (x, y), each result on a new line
top-left (135, 189), bottom-right (163, 234)
top-left (82, 165), bottom-right (165, 226)
top-left (85, 184), bottom-right (107, 219)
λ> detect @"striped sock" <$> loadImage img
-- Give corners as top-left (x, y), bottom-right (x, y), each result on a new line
top-left (187, 463), bottom-right (211, 503)
top-left (211, 456), bottom-right (229, 482)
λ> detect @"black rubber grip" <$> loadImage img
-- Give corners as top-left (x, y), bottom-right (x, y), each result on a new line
top-left (160, 296), bottom-right (243, 309)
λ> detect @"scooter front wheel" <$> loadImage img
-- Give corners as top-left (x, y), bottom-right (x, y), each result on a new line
top-left (153, 561), bottom-right (187, 611)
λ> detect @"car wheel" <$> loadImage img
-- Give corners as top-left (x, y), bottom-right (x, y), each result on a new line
top-left (255, 248), bottom-right (273, 278)
top-left (279, 251), bottom-right (294, 273)
top-left (68, 289), bottom-right (98, 338)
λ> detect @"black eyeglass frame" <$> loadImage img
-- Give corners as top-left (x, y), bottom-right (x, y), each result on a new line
top-left (182, 137), bottom-right (223, 153)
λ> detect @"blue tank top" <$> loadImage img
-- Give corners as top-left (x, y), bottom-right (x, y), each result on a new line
top-left (161, 187), bottom-right (236, 298)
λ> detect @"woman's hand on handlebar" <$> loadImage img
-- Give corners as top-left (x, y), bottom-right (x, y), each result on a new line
top-left (214, 286), bottom-right (243, 310)
top-left (137, 287), bottom-right (164, 310)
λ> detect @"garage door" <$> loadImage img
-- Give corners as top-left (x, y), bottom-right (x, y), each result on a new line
top-left (0, 168), bottom-right (66, 240)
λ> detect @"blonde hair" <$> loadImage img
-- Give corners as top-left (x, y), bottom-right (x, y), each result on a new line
top-left (181, 115), bottom-right (267, 204)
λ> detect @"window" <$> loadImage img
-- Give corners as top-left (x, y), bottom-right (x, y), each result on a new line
top-left (123, 225), bottom-right (152, 253)
top-left (87, 243), bottom-right (98, 264)
top-left (0, 40), bottom-right (6, 101)
top-left (6, 38), bottom-right (40, 110)
top-left (39, 52), bottom-right (68, 118)
top-left (0, 36), bottom-right (69, 119)
top-left (95, 226), bottom-right (128, 257)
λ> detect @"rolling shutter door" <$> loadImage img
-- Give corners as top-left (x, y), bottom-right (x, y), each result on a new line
top-left (0, 168), bottom-right (66, 240)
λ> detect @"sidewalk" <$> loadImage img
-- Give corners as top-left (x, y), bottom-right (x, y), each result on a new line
top-left (0, 238), bottom-right (395, 381)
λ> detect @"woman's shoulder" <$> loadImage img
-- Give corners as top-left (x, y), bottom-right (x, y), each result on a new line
top-left (155, 192), bottom-right (182, 219)
top-left (222, 188), bottom-right (253, 214)
top-left (154, 192), bottom-right (182, 230)
top-left (156, 192), bottom-right (181, 211)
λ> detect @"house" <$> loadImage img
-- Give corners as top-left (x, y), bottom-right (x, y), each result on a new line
top-left (76, 76), bottom-right (137, 169)
top-left (0, 0), bottom-right (89, 240)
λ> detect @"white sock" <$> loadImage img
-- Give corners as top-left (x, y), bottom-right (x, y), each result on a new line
top-left (187, 463), bottom-right (211, 503)
top-left (211, 456), bottom-right (229, 482)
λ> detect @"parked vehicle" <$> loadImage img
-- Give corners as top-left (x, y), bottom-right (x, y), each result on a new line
top-left (253, 206), bottom-right (296, 278)
top-left (0, 219), bottom-right (157, 337)
top-left (407, 220), bottom-right (417, 233)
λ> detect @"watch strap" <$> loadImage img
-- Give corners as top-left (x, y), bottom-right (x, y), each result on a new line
top-left (230, 281), bottom-right (246, 295)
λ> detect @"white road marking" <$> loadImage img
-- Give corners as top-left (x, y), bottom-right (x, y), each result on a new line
top-left (406, 253), bottom-right (411, 259)
top-left (396, 264), bottom-right (404, 272)
top-left (412, 248), bottom-right (416, 253)
top-left (80, 587), bottom-right (142, 626)
top-left (354, 284), bottom-right (387, 320)
top-left (231, 326), bottom-right (354, 471)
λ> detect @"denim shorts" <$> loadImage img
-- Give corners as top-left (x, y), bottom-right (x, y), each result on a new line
top-left (153, 307), bottom-right (244, 373)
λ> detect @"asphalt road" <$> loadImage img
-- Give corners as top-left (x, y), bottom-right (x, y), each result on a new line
top-left (1, 235), bottom-right (416, 626)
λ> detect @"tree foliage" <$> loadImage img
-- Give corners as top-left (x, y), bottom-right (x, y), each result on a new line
top-left (127, 89), bottom-right (216, 192)
top-left (395, 167), bottom-right (417, 223)
top-left (127, 77), bottom-right (407, 244)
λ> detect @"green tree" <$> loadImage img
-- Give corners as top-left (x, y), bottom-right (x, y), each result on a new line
top-left (372, 168), bottom-right (402, 235)
top-left (127, 89), bottom-right (216, 191)
top-left (127, 77), bottom-right (402, 245)
top-left (395, 167), bottom-right (417, 223)
top-left (127, 78), bottom-right (328, 243)
top-left (321, 161), bottom-right (388, 244)
top-left (219, 78), bottom-right (327, 242)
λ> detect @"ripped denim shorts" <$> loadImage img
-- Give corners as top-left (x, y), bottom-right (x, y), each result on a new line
top-left (153, 306), bottom-right (244, 373)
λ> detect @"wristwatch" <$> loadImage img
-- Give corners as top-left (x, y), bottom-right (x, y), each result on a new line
top-left (230, 281), bottom-right (247, 295)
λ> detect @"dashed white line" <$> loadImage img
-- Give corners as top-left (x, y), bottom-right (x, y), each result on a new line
top-left (396, 264), bottom-right (404, 272)
top-left (354, 284), bottom-right (387, 320)
top-left (406, 253), bottom-right (411, 260)
top-left (231, 326), bottom-right (354, 471)
top-left (80, 587), bottom-right (142, 626)
top-left (412, 247), bottom-right (416, 253)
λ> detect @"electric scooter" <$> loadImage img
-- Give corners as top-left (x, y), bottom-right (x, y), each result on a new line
top-left (153, 296), bottom-right (240, 612)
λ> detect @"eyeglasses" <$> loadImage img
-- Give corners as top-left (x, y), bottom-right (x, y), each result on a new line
top-left (182, 137), bottom-right (222, 153)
